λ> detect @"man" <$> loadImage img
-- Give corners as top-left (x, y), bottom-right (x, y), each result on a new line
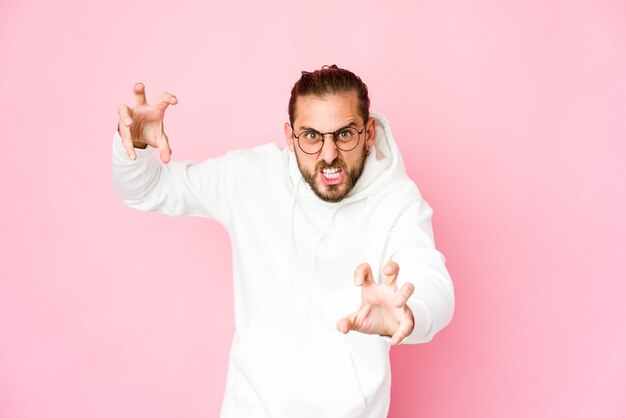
top-left (113, 65), bottom-right (454, 418)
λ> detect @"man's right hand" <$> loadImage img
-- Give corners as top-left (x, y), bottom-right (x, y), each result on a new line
top-left (117, 83), bottom-right (178, 163)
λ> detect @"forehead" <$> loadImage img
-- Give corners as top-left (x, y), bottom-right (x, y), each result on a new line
top-left (293, 92), bottom-right (361, 130)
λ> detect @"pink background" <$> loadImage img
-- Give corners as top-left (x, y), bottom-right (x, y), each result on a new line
top-left (1, 1), bottom-right (625, 417)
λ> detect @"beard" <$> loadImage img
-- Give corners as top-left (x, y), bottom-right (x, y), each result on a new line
top-left (296, 151), bottom-right (367, 203)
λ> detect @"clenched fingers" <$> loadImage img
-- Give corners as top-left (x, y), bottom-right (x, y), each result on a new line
top-left (156, 92), bottom-right (178, 112)
top-left (381, 261), bottom-right (399, 286)
top-left (158, 131), bottom-right (172, 164)
top-left (336, 317), bottom-right (352, 334)
top-left (336, 306), bottom-right (369, 334)
top-left (353, 263), bottom-right (375, 287)
top-left (134, 83), bottom-right (147, 106)
top-left (118, 104), bottom-right (136, 160)
top-left (394, 282), bottom-right (415, 308)
top-left (389, 312), bottom-right (414, 345)
top-left (118, 104), bottom-right (133, 127)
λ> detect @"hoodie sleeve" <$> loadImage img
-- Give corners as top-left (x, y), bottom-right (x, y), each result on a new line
top-left (384, 188), bottom-right (455, 344)
top-left (111, 132), bottom-right (231, 226)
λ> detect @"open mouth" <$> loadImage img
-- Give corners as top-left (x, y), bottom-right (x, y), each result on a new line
top-left (320, 167), bottom-right (344, 185)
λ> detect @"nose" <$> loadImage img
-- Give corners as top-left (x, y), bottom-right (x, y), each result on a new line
top-left (319, 134), bottom-right (338, 164)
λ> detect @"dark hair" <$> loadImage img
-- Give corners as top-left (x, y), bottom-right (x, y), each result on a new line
top-left (288, 65), bottom-right (370, 126)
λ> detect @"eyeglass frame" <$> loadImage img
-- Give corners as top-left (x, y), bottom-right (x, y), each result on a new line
top-left (291, 124), bottom-right (366, 155)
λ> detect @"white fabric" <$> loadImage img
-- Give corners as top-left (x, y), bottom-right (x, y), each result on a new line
top-left (112, 113), bottom-right (455, 418)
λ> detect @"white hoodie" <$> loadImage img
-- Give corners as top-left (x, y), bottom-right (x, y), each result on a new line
top-left (112, 113), bottom-right (454, 418)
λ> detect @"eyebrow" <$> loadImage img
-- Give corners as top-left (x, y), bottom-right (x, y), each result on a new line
top-left (298, 122), bottom-right (358, 132)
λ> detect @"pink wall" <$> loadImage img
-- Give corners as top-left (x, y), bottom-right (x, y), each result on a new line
top-left (1, 1), bottom-right (624, 417)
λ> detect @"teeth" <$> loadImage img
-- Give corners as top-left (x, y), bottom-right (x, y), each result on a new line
top-left (322, 168), bottom-right (341, 179)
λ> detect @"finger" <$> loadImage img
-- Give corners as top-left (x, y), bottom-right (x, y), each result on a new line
top-left (158, 131), bottom-right (172, 164)
top-left (117, 105), bottom-right (136, 160)
top-left (394, 282), bottom-right (415, 308)
top-left (134, 83), bottom-right (147, 106)
top-left (336, 309), bottom-right (361, 334)
top-left (389, 315), bottom-right (414, 345)
top-left (117, 121), bottom-right (136, 161)
top-left (382, 261), bottom-right (399, 286)
top-left (155, 92), bottom-right (178, 112)
top-left (353, 263), bottom-right (375, 287)
top-left (336, 317), bottom-right (351, 334)
top-left (117, 104), bottom-right (133, 127)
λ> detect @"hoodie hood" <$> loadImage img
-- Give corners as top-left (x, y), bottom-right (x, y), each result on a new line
top-left (287, 113), bottom-right (405, 205)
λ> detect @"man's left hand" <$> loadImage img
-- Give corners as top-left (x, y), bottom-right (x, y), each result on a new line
top-left (336, 262), bottom-right (415, 345)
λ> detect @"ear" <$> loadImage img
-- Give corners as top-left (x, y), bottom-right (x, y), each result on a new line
top-left (365, 117), bottom-right (376, 149)
top-left (284, 122), bottom-right (295, 152)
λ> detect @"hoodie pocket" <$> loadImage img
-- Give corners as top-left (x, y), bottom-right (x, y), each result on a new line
top-left (232, 327), bottom-right (367, 418)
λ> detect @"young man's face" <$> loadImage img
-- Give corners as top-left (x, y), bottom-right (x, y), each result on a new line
top-left (285, 91), bottom-right (376, 202)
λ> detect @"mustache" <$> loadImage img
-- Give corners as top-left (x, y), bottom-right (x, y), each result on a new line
top-left (316, 159), bottom-right (346, 170)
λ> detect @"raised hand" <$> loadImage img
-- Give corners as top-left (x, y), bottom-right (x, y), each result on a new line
top-left (117, 83), bottom-right (178, 163)
top-left (336, 262), bottom-right (415, 345)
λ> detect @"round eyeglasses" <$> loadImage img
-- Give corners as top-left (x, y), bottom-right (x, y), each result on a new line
top-left (292, 126), bottom-right (365, 155)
